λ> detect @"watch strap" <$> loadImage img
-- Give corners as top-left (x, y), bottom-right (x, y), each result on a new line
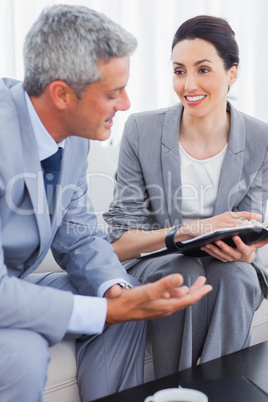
top-left (165, 224), bottom-right (184, 251)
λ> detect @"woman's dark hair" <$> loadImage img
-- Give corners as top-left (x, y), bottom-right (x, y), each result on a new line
top-left (172, 15), bottom-right (239, 70)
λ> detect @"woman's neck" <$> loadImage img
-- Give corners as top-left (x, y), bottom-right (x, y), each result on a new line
top-left (179, 109), bottom-right (230, 160)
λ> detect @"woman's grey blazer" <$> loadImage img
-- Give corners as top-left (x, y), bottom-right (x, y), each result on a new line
top-left (104, 102), bottom-right (268, 297)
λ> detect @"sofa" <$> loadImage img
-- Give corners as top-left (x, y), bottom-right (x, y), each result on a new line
top-left (36, 141), bottom-right (268, 402)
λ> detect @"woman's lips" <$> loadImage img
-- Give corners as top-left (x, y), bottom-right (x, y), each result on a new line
top-left (185, 95), bottom-right (206, 106)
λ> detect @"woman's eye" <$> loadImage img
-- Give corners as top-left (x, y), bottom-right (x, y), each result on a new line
top-left (199, 67), bottom-right (210, 74)
top-left (174, 70), bottom-right (185, 76)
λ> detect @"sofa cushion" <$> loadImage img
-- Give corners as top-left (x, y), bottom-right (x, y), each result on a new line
top-left (44, 340), bottom-right (80, 402)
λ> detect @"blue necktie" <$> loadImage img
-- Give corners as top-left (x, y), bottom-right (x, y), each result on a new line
top-left (41, 148), bottom-right (62, 205)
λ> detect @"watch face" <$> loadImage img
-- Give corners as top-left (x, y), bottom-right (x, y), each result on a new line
top-left (118, 282), bottom-right (132, 289)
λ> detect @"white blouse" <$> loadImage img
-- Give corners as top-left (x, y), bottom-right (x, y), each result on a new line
top-left (179, 142), bottom-right (228, 222)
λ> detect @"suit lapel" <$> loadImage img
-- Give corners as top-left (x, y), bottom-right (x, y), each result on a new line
top-left (161, 104), bottom-right (183, 225)
top-left (213, 104), bottom-right (246, 214)
top-left (10, 83), bottom-right (51, 257)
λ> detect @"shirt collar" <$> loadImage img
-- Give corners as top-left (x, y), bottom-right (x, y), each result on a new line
top-left (25, 91), bottom-right (65, 161)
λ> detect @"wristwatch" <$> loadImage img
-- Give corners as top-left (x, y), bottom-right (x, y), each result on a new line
top-left (118, 282), bottom-right (132, 290)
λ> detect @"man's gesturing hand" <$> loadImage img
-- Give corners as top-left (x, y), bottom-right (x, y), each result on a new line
top-left (105, 274), bottom-right (212, 325)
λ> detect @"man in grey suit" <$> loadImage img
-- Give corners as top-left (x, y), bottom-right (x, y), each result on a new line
top-left (0, 5), bottom-right (212, 402)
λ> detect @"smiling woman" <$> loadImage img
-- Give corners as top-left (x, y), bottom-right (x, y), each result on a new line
top-left (104, 15), bottom-right (268, 378)
top-left (171, 17), bottom-right (239, 159)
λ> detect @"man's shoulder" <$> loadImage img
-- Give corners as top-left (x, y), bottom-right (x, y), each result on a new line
top-left (0, 77), bottom-right (21, 89)
top-left (0, 78), bottom-right (23, 114)
top-left (0, 77), bottom-right (22, 98)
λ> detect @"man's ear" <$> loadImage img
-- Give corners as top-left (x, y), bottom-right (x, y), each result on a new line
top-left (48, 81), bottom-right (76, 110)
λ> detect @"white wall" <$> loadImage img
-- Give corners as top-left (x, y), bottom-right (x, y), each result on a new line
top-left (1, 0), bottom-right (268, 146)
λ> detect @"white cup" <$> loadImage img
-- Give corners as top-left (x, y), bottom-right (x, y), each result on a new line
top-left (144, 387), bottom-right (208, 402)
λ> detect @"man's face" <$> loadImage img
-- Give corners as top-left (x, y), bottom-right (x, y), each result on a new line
top-left (66, 56), bottom-right (131, 141)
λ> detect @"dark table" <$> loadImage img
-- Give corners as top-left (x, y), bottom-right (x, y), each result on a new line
top-left (95, 341), bottom-right (268, 401)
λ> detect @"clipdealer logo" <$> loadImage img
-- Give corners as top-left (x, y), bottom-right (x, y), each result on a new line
top-left (4, 171), bottom-right (84, 216)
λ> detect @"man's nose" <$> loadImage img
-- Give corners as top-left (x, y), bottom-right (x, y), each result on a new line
top-left (116, 89), bottom-right (130, 111)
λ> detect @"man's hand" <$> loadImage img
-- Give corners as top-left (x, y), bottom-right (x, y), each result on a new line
top-left (105, 274), bottom-right (212, 325)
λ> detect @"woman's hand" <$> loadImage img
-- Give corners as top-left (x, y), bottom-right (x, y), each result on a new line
top-left (201, 236), bottom-right (257, 263)
top-left (201, 234), bottom-right (268, 263)
top-left (180, 211), bottom-right (262, 240)
top-left (178, 210), bottom-right (265, 264)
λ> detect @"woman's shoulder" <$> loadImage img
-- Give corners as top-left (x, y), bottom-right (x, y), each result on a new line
top-left (122, 104), bottom-right (182, 152)
top-left (230, 103), bottom-right (268, 137)
top-left (127, 103), bottom-right (182, 125)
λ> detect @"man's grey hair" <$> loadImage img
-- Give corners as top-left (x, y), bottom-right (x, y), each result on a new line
top-left (23, 4), bottom-right (137, 98)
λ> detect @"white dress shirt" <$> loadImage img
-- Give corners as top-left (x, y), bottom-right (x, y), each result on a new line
top-left (179, 142), bottom-right (227, 222)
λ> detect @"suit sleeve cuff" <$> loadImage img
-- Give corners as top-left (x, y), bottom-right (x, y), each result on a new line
top-left (67, 295), bottom-right (107, 335)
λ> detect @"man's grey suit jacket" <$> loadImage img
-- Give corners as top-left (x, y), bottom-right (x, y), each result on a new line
top-left (0, 78), bottom-right (136, 345)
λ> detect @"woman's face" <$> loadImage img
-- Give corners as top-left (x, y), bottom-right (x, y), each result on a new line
top-left (172, 38), bottom-right (238, 119)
